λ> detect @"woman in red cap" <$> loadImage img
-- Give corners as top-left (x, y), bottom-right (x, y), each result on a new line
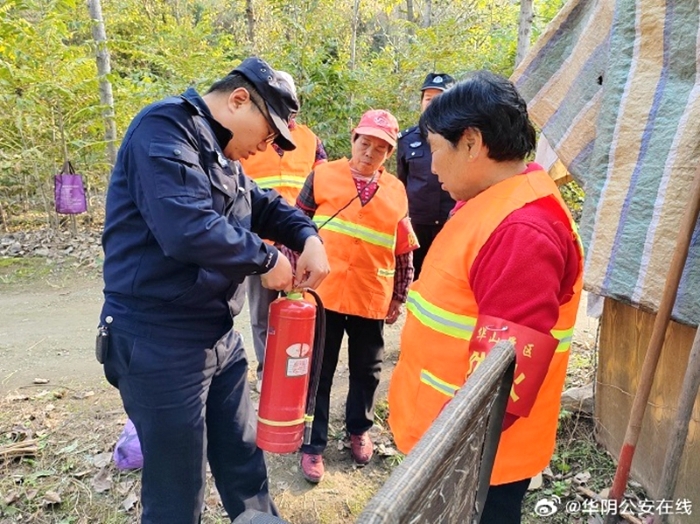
top-left (292, 109), bottom-right (418, 483)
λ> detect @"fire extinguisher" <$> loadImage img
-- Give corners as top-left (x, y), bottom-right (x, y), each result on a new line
top-left (256, 289), bottom-right (325, 453)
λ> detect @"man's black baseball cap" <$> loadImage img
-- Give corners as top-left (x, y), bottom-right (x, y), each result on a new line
top-left (231, 57), bottom-right (300, 151)
top-left (421, 73), bottom-right (455, 92)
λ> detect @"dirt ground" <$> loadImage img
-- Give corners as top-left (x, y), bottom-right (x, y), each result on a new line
top-left (0, 265), bottom-right (409, 523)
top-left (0, 263), bottom-right (603, 523)
top-left (0, 268), bottom-right (598, 396)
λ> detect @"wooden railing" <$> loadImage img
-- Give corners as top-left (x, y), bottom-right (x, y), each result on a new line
top-left (356, 341), bottom-right (516, 524)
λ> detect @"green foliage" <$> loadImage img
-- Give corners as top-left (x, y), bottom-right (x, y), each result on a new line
top-left (560, 179), bottom-right (585, 222)
top-left (0, 0), bottom-right (568, 214)
top-left (0, 256), bottom-right (50, 283)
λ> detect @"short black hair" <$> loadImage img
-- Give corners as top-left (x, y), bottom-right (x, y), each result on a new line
top-left (419, 70), bottom-right (536, 162)
top-left (207, 72), bottom-right (271, 121)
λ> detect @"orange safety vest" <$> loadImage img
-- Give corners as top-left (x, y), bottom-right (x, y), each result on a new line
top-left (388, 169), bottom-right (583, 485)
top-left (313, 158), bottom-right (408, 319)
top-left (239, 124), bottom-right (318, 205)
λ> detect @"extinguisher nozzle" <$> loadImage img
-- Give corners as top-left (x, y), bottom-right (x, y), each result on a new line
top-left (303, 421), bottom-right (313, 446)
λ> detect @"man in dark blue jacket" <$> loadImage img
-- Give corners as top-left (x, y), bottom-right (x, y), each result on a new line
top-left (99, 57), bottom-right (329, 524)
top-left (397, 73), bottom-right (456, 278)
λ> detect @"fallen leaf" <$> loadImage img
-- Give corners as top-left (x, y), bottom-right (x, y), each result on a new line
top-left (25, 489), bottom-right (39, 501)
top-left (92, 467), bottom-right (112, 493)
top-left (205, 493), bottom-right (222, 508)
top-left (4, 490), bottom-right (19, 505)
top-left (574, 471), bottom-right (592, 485)
top-left (41, 491), bottom-right (61, 506)
top-left (528, 472), bottom-right (543, 491)
top-left (121, 492), bottom-right (138, 511)
top-left (376, 444), bottom-right (397, 457)
top-left (116, 479), bottom-right (136, 495)
top-left (92, 452), bottom-right (112, 468)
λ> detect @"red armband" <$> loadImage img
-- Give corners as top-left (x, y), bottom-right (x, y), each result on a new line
top-left (395, 217), bottom-right (420, 255)
top-left (468, 315), bottom-right (558, 418)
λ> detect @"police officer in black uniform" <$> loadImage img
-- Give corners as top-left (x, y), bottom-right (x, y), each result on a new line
top-left (99, 57), bottom-right (329, 524)
top-left (397, 73), bottom-right (456, 278)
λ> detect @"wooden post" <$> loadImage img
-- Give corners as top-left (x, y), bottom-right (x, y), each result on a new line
top-left (605, 163), bottom-right (700, 522)
top-left (652, 326), bottom-right (700, 524)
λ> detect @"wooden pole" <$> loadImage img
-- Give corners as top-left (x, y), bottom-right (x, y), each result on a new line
top-left (605, 164), bottom-right (700, 523)
top-left (652, 326), bottom-right (700, 524)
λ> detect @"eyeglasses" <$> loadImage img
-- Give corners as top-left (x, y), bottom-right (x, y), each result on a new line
top-left (263, 131), bottom-right (276, 144)
top-left (250, 98), bottom-right (278, 145)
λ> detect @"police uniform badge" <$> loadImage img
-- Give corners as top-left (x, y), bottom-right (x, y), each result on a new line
top-left (410, 141), bottom-right (422, 148)
top-left (217, 151), bottom-right (228, 168)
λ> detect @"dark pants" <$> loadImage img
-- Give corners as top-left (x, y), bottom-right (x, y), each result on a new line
top-left (480, 478), bottom-right (531, 524)
top-left (413, 223), bottom-right (445, 279)
top-left (245, 275), bottom-right (280, 378)
top-left (104, 327), bottom-right (278, 524)
top-left (300, 310), bottom-right (384, 455)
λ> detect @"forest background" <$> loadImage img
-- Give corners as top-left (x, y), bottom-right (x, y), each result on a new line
top-left (0, 0), bottom-right (567, 226)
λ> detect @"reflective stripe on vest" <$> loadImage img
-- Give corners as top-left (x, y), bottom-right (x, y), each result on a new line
top-left (388, 169), bottom-right (585, 485)
top-left (419, 369), bottom-right (459, 398)
top-left (406, 290), bottom-right (476, 340)
top-left (408, 291), bottom-right (576, 400)
top-left (313, 215), bottom-right (395, 250)
top-left (255, 175), bottom-right (306, 191)
top-left (415, 329), bottom-right (574, 401)
top-left (552, 326), bottom-right (575, 353)
top-left (312, 159), bottom-right (408, 319)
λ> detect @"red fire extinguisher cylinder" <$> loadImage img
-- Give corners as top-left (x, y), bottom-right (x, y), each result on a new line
top-left (256, 292), bottom-right (316, 454)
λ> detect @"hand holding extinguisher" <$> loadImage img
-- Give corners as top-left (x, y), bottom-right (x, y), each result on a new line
top-left (256, 289), bottom-right (325, 454)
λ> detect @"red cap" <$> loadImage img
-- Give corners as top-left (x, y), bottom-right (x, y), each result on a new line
top-left (353, 109), bottom-right (399, 148)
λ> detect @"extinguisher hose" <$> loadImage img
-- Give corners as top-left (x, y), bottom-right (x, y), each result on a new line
top-left (303, 288), bottom-right (325, 446)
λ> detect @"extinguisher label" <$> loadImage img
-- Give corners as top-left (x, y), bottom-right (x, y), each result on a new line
top-left (285, 343), bottom-right (311, 358)
top-left (284, 343), bottom-right (311, 377)
top-left (287, 357), bottom-right (310, 377)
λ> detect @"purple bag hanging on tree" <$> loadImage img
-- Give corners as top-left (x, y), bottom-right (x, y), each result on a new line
top-left (113, 419), bottom-right (144, 470)
top-left (54, 161), bottom-right (87, 215)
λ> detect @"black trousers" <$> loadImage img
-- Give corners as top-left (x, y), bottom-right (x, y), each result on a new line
top-left (480, 478), bottom-right (531, 524)
top-left (301, 310), bottom-right (384, 455)
top-left (412, 223), bottom-right (445, 279)
top-left (104, 327), bottom-right (277, 524)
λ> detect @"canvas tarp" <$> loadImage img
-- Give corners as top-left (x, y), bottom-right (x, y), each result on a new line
top-left (511, 0), bottom-right (700, 326)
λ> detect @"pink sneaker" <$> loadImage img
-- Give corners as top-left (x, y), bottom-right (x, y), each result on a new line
top-left (300, 453), bottom-right (324, 483)
top-left (350, 432), bottom-right (374, 465)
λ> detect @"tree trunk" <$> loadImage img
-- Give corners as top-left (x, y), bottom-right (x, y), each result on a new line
top-left (406, 0), bottom-right (414, 24)
top-left (421, 0), bottom-right (432, 28)
top-left (246, 0), bottom-right (255, 46)
top-left (350, 0), bottom-right (361, 70)
top-left (87, 0), bottom-right (118, 176)
top-left (515, 0), bottom-right (534, 67)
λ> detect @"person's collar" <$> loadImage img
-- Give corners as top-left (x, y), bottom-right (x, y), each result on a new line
top-left (181, 88), bottom-right (233, 150)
